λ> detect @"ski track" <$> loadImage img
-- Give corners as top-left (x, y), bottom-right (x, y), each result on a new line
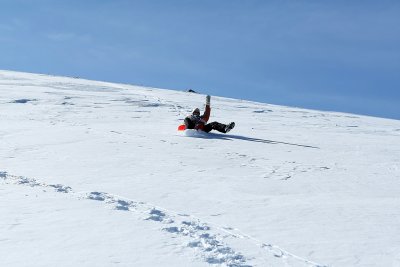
top-left (0, 171), bottom-right (326, 267)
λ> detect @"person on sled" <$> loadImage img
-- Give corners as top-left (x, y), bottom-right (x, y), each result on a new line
top-left (184, 95), bottom-right (235, 133)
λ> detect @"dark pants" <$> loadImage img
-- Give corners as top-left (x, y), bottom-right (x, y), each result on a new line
top-left (184, 118), bottom-right (227, 133)
top-left (203, 121), bottom-right (227, 133)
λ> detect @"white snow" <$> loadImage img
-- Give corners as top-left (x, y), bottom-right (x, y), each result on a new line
top-left (1, 70), bottom-right (400, 267)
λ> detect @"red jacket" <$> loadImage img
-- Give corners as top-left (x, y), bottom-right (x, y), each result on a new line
top-left (195, 105), bottom-right (210, 130)
top-left (202, 105), bottom-right (211, 122)
top-left (185, 105), bottom-right (211, 131)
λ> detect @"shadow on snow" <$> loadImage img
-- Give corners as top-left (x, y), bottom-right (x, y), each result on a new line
top-left (199, 133), bottom-right (319, 149)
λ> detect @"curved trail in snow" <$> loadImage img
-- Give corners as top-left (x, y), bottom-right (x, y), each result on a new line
top-left (0, 171), bottom-right (326, 267)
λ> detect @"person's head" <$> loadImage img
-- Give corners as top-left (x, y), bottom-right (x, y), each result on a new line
top-left (192, 108), bottom-right (200, 116)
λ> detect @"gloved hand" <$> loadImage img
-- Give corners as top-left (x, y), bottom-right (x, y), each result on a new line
top-left (206, 95), bottom-right (211, 105)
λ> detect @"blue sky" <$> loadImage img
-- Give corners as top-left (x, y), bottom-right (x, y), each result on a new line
top-left (1, 0), bottom-right (399, 119)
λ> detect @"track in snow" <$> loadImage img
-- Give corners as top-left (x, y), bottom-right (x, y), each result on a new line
top-left (0, 171), bottom-right (326, 267)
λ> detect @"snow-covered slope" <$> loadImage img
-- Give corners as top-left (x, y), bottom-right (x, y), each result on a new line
top-left (1, 70), bottom-right (400, 267)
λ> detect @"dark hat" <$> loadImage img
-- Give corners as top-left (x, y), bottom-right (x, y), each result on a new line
top-left (192, 108), bottom-right (200, 115)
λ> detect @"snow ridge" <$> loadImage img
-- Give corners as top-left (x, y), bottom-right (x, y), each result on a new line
top-left (0, 171), bottom-right (326, 267)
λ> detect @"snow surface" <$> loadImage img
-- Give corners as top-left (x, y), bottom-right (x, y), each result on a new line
top-left (1, 70), bottom-right (400, 267)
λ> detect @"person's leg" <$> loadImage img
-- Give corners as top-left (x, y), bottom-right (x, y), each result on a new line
top-left (203, 121), bottom-right (227, 133)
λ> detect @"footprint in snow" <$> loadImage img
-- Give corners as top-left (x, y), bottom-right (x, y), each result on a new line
top-left (162, 220), bottom-right (248, 266)
top-left (48, 184), bottom-right (72, 193)
top-left (115, 199), bottom-right (132, 211)
top-left (87, 191), bottom-right (107, 201)
top-left (146, 209), bottom-right (166, 221)
top-left (145, 208), bottom-right (174, 223)
top-left (86, 192), bottom-right (134, 211)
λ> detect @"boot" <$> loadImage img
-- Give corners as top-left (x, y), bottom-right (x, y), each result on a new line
top-left (224, 122), bottom-right (235, 133)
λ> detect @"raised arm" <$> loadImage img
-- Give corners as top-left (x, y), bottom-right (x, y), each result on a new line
top-left (202, 95), bottom-right (211, 122)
